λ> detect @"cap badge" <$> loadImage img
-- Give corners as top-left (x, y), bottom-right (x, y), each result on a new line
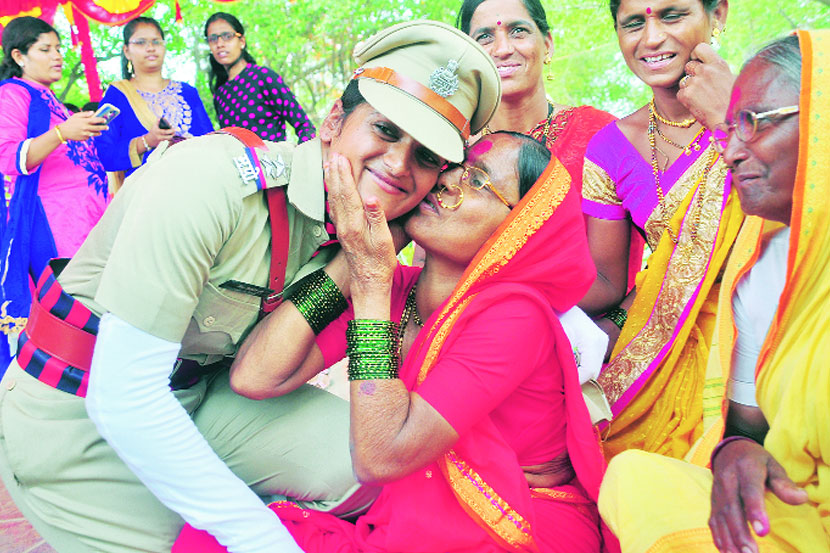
top-left (429, 59), bottom-right (460, 98)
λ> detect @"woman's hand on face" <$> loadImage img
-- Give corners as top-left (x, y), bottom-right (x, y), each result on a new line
top-left (678, 43), bottom-right (735, 130)
top-left (58, 111), bottom-right (108, 141)
top-left (145, 118), bottom-right (176, 148)
top-left (708, 439), bottom-right (809, 553)
top-left (326, 153), bottom-right (397, 297)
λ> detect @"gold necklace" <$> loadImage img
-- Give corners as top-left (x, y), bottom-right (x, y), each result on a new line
top-left (655, 123), bottom-right (706, 156)
top-left (647, 103), bottom-right (713, 244)
top-left (649, 97), bottom-right (696, 128)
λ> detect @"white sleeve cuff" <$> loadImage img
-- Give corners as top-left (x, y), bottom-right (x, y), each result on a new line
top-left (18, 138), bottom-right (32, 175)
top-left (86, 313), bottom-right (302, 553)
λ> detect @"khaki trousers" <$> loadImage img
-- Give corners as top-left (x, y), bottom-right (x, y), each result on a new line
top-left (0, 363), bottom-right (372, 553)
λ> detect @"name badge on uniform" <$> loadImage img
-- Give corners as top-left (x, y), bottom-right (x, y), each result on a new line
top-left (219, 279), bottom-right (276, 299)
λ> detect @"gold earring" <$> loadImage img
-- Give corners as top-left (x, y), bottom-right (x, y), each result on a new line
top-left (711, 24), bottom-right (723, 47)
top-left (545, 53), bottom-right (555, 81)
top-left (127, 60), bottom-right (133, 74)
top-left (436, 184), bottom-right (464, 210)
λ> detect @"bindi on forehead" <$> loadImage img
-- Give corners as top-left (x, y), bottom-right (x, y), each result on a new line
top-left (467, 139), bottom-right (493, 163)
top-left (497, 20), bottom-right (502, 25)
top-left (646, 7), bottom-right (652, 14)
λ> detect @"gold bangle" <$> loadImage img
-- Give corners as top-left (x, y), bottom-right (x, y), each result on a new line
top-left (54, 125), bottom-right (66, 145)
top-left (141, 135), bottom-right (150, 151)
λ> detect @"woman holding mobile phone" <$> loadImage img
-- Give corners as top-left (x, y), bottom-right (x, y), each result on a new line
top-left (0, 16), bottom-right (109, 372)
top-left (95, 16), bottom-right (213, 192)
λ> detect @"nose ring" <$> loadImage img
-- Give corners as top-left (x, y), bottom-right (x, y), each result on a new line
top-left (436, 184), bottom-right (464, 210)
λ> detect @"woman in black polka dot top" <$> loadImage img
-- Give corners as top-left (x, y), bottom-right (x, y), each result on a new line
top-left (204, 12), bottom-right (316, 143)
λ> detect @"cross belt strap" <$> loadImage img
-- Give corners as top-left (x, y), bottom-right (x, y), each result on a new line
top-left (217, 127), bottom-right (289, 314)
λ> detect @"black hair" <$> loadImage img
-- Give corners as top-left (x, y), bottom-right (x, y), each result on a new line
top-left (82, 101), bottom-right (99, 112)
top-left (338, 79), bottom-right (367, 119)
top-left (487, 130), bottom-right (552, 199)
top-left (64, 102), bottom-right (80, 113)
top-left (121, 16), bottom-right (164, 79)
top-left (457, 0), bottom-right (550, 36)
top-left (0, 16), bottom-right (59, 81)
top-left (745, 34), bottom-right (801, 91)
top-left (204, 12), bottom-right (257, 93)
top-left (609, 0), bottom-right (720, 23)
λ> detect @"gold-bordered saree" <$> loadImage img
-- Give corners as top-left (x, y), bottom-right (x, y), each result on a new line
top-left (407, 158), bottom-right (611, 551)
top-left (590, 139), bottom-right (745, 460)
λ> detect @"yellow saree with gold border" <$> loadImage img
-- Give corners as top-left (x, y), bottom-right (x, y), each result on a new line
top-left (597, 146), bottom-right (744, 460)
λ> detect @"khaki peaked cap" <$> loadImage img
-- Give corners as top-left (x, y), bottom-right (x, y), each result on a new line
top-left (353, 20), bottom-right (501, 163)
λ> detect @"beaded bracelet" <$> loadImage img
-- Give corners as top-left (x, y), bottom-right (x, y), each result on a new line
top-left (54, 125), bottom-right (66, 145)
top-left (604, 306), bottom-right (628, 330)
top-left (287, 269), bottom-right (348, 335)
top-left (346, 319), bottom-right (400, 381)
top-left (710, 435), bottom-right (757, 468)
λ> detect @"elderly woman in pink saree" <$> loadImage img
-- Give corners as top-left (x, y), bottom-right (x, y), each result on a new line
top-left (174, 132), bottom-right (615, 552)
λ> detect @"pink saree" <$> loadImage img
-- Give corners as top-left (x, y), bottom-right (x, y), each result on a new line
top-left (174, 159), bottom-right (614, 553)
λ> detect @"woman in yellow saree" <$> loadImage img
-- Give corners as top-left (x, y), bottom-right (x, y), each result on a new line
top-left (597, 29), bottom-right (830, 553)
top-left (581, 0), bottom-right (744, 460)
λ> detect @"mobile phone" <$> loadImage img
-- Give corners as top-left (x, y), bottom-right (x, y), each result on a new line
top-left (94, 103), bottom-right (120, 124)
top-left (158, 117), bottom-right (172, 130)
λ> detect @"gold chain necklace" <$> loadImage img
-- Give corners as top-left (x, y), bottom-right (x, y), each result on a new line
top-left (647, 103), bottom-right (713, 244)
top-left (649, 97), bottom-right (696, 128)
top-left (655, 123), bottom-right (706, 156)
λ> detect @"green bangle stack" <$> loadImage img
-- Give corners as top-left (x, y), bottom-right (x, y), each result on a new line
top-left (346, 320), bottom-right (400, 381)
top-left (604, 306), bottom-right (628, 330)
top-left (287, 269), bottom-right (348, 335)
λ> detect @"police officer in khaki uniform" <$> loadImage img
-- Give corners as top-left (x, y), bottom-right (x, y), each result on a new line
top-left (0, 21), bottom-right (500, 553)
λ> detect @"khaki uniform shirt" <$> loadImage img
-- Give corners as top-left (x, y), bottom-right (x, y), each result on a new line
top-left (59, 134), bottom-right (335, 365)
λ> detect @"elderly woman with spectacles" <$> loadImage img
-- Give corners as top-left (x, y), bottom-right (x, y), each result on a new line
top-left (204, 12), bottom-right (316, 144)
top-left (94, 16), bottom-right (214, 192)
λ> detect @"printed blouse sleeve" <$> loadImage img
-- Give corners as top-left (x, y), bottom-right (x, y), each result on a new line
top-left (93, 85), bottom-right (144, 172)
top-left (0, 84), bottom-right (34, 176)
top-left (582, 126), bottom-right (626, 221)
top-left (94, 138), bottom-right (243, 342)
top-left (416, 293), bottom-right (555, 436)
top-left (182, 82), bottom-right (214, 136)
top-left (264, 68), bottom-right (316, 142)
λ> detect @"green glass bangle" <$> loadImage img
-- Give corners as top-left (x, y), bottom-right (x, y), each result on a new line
top-left (287, 269), bottom-right (348, 335)
top-left (604, 306), bottom-right (628, 330)
top-left (346, 319), bottom-right (400, 380)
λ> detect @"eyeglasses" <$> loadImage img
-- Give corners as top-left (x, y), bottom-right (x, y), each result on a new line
top-left (436, 164), bottom-right (514, 210)
top-left (207, 32), bottom-right (242, 45)
top-left (128, 38), bottom-right (165, 48)
top-left (712, 105), bottom-right (799, 153)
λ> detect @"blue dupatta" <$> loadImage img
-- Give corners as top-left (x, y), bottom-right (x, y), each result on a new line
top-left (0, 78), bottom-right (57, 374)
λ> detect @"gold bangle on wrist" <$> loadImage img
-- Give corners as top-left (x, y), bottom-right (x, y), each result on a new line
top-left (141, 135), bottom-right (151, 151)
top-left (54, 125), bottom-right (66, 145)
